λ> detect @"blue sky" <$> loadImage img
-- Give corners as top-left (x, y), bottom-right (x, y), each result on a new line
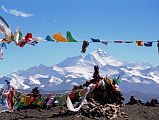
top-left (0, 0), bottom-right (159, 76)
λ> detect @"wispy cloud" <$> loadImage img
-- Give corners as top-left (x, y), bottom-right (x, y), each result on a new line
top-left (2, 5), bottom-right (8, 13)
top-left (2, 5), bottom-right (34, 18)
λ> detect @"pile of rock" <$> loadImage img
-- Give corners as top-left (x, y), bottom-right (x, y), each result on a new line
top-left (80, 98), bottom-right (128, 119)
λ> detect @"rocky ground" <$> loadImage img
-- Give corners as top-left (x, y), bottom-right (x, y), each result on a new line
top-left (0, 104), bottom-right (159, 120)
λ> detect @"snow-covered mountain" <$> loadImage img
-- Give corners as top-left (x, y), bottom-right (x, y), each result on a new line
top-left (0, 48), bottom-right (159, 95)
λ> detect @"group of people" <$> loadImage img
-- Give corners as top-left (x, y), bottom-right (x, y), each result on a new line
top-left (127, 96), bottom-right (159, 107)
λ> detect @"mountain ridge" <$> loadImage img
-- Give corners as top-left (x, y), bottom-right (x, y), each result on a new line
top-left (0, 48), bottom-right (159, 95)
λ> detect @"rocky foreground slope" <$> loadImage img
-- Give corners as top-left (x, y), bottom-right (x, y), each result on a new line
top-left (0, 104), bottom-right (159, 120)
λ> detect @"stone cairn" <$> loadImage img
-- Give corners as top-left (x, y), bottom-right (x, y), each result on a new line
top-left (67, 65), bottom-right (128, 119)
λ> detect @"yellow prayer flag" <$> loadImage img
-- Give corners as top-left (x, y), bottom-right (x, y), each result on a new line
top-left (52, 33), bottom-right (68, 42)
top-left (136, 40), bottom-right (143, 46)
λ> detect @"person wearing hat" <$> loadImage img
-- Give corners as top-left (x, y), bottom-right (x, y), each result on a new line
top-left (31, 87), bottom-right (40, 98)
top-left (4, 80), bottom-right (14, 112)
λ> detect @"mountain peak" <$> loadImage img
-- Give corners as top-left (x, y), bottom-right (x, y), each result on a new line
top-left (96, 48), bottom-right (105, 52)
top-left (85, 48), bottom-right (122, 67)
top-left (96, 48), bottom-right (107, 53)
top-left (57, 49), bottom-right (122, 67)
top-left (91, 48), bottom-right (111, 58)
top-left (57, 55), bottom-right (84, 67)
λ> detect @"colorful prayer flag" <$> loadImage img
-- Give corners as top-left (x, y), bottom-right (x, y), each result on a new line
top-left (114, 41), bottom-right (123, 43)
top-left (144, 42), bottom-right (153, 47)
top-left (100, 41), bottom-right (108, 45)
top-left (66, 31), bottom-right (77, 42)
top-left (124, 41), bottom-right (133, 43)
top-left (136, 40), bottom-right (143, 46)
top-left (90, 38), bottom-right (100, 42)
top-left (46, 35), bottom-right (54, 42)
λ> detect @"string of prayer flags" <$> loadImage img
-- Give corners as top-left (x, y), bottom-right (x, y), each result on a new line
top-left (1, 15), bottom-right (159, 60)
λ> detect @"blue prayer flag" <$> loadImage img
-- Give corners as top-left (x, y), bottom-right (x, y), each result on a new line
top-left (90, 38), bottom-right (100, 42)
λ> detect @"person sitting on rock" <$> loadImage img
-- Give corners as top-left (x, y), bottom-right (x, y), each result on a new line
top-left (145, 101), bottom-right (150, 107)
top-left (150, 98), bottom-right (158, 107)
top-left (31, 87), bottom-right (41, 98)
top-left (137, 99), bottom-right (144, 105)
top-left (128, 96), bottom-right (138, 105)
top-left (153, 98), bottom-right (158, 104)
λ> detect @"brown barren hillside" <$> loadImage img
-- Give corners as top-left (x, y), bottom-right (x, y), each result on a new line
top-left (0, 104), bottom-right (159, 120)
